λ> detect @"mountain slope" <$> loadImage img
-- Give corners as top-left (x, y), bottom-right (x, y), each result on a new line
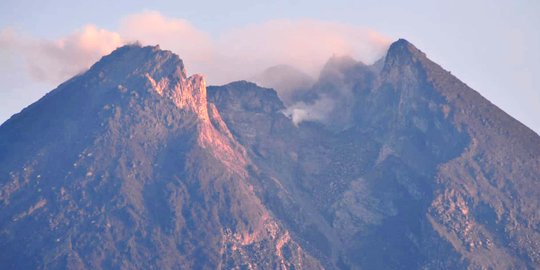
top-left (0, 40), bottom-right (539, 270)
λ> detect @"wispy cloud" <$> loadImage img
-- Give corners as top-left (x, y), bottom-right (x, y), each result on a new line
top-left (218, 19), bottom-right (389, 78)
top-left (119, 11), bottom-right (215, 64)
top-left (0, 11), bottom-right (390, 87)
top-left (0, 25), bottom-right (122, 83)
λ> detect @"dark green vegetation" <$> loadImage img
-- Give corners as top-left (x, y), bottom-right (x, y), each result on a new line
top-left (1, 40), bottom-right (539, 269)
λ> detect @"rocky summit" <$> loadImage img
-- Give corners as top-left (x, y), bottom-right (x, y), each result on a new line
top-left (0, 40), bottom-right (539, 270)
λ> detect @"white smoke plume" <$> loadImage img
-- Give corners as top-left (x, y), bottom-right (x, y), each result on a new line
top-left (284, 96), bottom-right (336, 126)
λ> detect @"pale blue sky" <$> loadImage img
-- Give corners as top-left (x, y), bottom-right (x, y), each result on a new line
top-left (1, 0), bottom-right (539, 134)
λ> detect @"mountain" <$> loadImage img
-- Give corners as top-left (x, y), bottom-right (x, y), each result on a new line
top-left (1, 40), bottom-right (539, 269)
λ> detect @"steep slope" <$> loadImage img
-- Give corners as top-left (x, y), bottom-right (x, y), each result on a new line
top-left (405, 40), bottom-right (540, 269)
top-left (0, 45), bottom-right (321, 269)
top-left (208, 40), bottom-right (540, 269)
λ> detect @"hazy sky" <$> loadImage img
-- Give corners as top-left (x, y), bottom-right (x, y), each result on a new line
top-left (1, 0), bottom-right (539, 134)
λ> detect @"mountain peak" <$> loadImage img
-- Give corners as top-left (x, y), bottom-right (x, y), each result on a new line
top-left (379, 38), bottom-right (429, 80)
top-left (383, 38), bottom-right (427, 69)
top-left (85, 44), bottom-right (213, 119)
top-left (87, 44), bottom-right (188, 85)
top-left (387, 39), bottom-right (424, 56)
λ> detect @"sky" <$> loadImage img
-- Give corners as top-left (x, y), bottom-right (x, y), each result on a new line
top-left (0, 0), bottom-right (539, 134)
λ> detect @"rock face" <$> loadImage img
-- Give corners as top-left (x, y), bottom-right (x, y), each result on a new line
top-left (1, 40), bottom-right (539, 269)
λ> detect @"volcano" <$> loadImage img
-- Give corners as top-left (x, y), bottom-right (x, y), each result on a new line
top-left (1, 40), bottom-right (539, 269)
